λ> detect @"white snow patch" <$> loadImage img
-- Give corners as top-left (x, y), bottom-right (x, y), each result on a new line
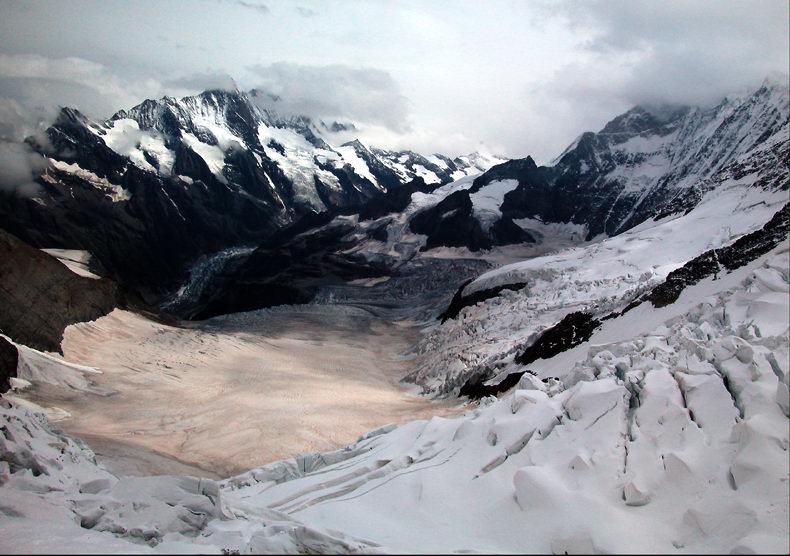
top-left (48, 159), bottom-right (130, 202)
top-left (180, 132), bottom-right (228, 182)
top-left (469, 179), bottom-right (519, 230)
top-left (40, 248), bottom-right (100, 279)
top-left (335, 144), bottom-right (379, 188)
top-left (102, 118), bottom-right (175, 176)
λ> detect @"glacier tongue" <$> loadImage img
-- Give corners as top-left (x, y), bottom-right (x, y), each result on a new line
top-left (161, 245), bottom-right (256, 315)
top-left (1, 202), bottom-right (786, 554)
top-left (218, 245), bottom-right (788, 554)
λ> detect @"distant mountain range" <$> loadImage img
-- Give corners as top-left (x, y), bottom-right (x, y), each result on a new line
top-left (0, 78), bottom-right (786, 310)
top-left (404, 76), bottom-right (788, 251)
top-left (0, 88), bottom-right (504, 298)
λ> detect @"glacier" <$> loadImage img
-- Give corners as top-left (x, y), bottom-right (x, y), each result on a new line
top-left (0, 77), bottom-right (788, 554)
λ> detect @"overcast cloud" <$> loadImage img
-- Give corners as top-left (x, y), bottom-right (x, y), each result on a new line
top-left (0, 0), bottom-right (787, 161)
top-left (248, 63), bottom-right (412, 132)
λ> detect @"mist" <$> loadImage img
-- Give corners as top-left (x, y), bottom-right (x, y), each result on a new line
top-left (0, 0), bottom-right (787, 161)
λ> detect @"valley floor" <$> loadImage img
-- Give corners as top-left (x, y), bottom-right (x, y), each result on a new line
top-left (15, 303), bottom-right (460, 478)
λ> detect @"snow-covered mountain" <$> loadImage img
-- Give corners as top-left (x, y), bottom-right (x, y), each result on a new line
top-left (0, 88), bottom-right (502, 297)
top-left (104, 88), bottom-right (499, 210)
top-left (5, 79), bottom-right (783, 304)
top-left (140, 79), bottom-right (789, 320)
top-left (394, 77), bottom-right (788, 251)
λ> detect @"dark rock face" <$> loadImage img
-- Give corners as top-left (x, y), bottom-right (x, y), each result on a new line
top-left (1, 89), bottom-right (480, 302)
top-left (179, 223), bottom-right (392, 320)
top-left (367, 221), bottom-right (390, 242)
top-left (1, 106), bottom-right (286, 300)
top-left (358, 178), bottom-right (434, 221)
top-left (457, 311), bottom-right (601, 400)
top-left (639, 252), bottom-right (721, 309)
top-left (439, 281), bottom-right (528, 323)
top-left (458, 368), bottom-right (524, 400)
top-left (342, 140), bottom-right (403, 192)
top-left (408, 185), bottom-right (536, 252)
top-left (0, 229), bottom-right (120, 353)
top-left (372, 148), bottom-right (460, 186)
top-left (469, 82), bottom-right (788, 241)
top-left (636, 203), bottom-right (790, 309)
top-left (489, 216), bottom-right (536, 245)
top-left (405, 81), bottom-right (785, 255)
top-left (515, 312), bottom-right (600, 365)
top-left (454, 203), bottom-right (788, 400)
top-left (0, 336), bottom-right (18, 393)
top-left (324, 121), bottom-right (356, 133)
top-left (409, 190), bottom-right (492, 252)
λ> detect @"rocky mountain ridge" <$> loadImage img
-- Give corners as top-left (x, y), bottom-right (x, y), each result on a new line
top-left (0, 88), bottom-right (503, 299)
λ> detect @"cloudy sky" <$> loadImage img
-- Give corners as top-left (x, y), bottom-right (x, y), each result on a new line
top-left (0, 0), bottom-right (787, 161)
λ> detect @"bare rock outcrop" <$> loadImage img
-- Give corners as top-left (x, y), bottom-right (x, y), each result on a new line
top-left (0, 229), bottom-right (119, 353)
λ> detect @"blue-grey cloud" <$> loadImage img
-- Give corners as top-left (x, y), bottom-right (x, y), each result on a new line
top-left (248, 62), bottom-right (412, 132)
top-left (0, 0), bottom-right (786, 160)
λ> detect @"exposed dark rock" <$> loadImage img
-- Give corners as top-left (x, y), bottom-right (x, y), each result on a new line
top-left (194, 281), bottom-right (314, 320)
top-left (1, 90), bottom-right (479, 304)
top-left (341, 140), bottom-right (403, 192)
top-left (639, 252), bottom-right (721, 309)
top-left (367, 221), bottom-right (391, 242)
top-left (371, 149), bottom-right (461, 186)
top-left (468, 83), bottom-right (788, 241)
top-left (489, 216), bottom-right (536, 245)
top-left (1, 107), bottom-right (285, 300)
top-left (717, 203), bottom-right (790, 271)
top-left (0, 336), bottom-right (18, 393)
top-left (260, 209), bottom-right (336, 248)
top-left (358, 178), bottom-right (433, 221)
top-left (458, 366), bottom-right (528, 400)
top-left (267, 139), bottom-right (286, 156)
top-left (324, 121), bottom-right (357, 133)
top-left (438, 281), bottom-right (527, 323)
top-left (314, 161), bottom-right (381, 210)
top-left (182, 223), bottom-right (393, 320)
top-left (515, 312), bottom-right (601, 365)
top-left (458, 311), bottom-right (601, 400)
top-left (409, 190), bottom-right (492, 251)
top-left (628, 203), bottom-right (789, 310)
top-left (457, 203), bottom-right (788, 400)
top-left (0, 229), bottom-right (120, 353)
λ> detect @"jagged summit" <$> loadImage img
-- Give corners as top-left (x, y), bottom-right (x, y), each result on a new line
top-left (352, 78), bottom-right (787, 255)
top-left (481, 78), bottom-right (789, 240)
top-left (598, 105), bottom-right (685, 135)
top-left (0, 87), bottom-right (503, 296)
top-left (1, 78), bottom-right (785, 298)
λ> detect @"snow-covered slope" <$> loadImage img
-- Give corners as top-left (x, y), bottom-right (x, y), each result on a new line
top-left (86, 88), bottom-right (501, 215)
top-left (1, 78), bottom-right (788, 554)
top-left (221, 243), bottom-right (788, 553)
top-left (0, 398), bottom-right (380, 553)
top-left (421, 77), bottom-right (788, 250)
top-left (1, 227), bottom-right (786, 553)
top-left (336, 78), bottom-right (787, 259)
top-left (410, 180), bottom-right (787, 396)
top-left (170, 78), bottom-right (788, 320)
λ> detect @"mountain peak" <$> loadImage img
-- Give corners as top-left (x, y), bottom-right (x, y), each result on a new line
top-left (761, 71), bottom-right (790, 90)
top-left (341, 138), bottom-right (367, 151)
top-left (599, 106), bottom-right (669, 135)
